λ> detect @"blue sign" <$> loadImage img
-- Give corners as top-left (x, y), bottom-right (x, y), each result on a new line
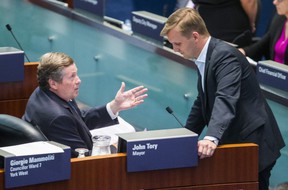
top-left (1, 142), bottom-right (71, 189)
top-left (257, 60), bottom-right (288, 92)
top-left (0, 47), bottom-right (24, 83)
top-left (132, 11), bottom-right (167, 42)
top-left (117, 128), bottom-right (198, 172)
top-left (73, 0), bottom-right (105, 18)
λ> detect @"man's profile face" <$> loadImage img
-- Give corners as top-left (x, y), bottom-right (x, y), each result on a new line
top-left (166, 27), bottom-right (196, 59)
top-left (50, 63), bottom-right (81, 101)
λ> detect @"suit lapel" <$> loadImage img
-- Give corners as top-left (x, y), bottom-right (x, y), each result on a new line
top-left (201, 38), bottom-right (218, 122)
top-left (202, 38), bottom-right (215, 110)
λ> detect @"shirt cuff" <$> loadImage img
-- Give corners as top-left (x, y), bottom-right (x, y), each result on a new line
top-left (106, 103), bottom-right (118, 120)
top-left (204, 136), bottom-right (219, 145)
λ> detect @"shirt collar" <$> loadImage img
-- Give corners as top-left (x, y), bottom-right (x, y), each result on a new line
top-left (195, 36), bottom-right (211, 66)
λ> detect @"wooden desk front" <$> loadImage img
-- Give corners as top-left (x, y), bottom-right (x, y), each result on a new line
top-left (0, 62), bottom-right (38, 118)
top-left (0, 143), bottom-right (258, 190)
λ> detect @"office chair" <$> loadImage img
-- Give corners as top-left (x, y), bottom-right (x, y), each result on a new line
top-left (0, 114), bottom-right (48, 147)
top-left (0, 114), bottom-right (48, 168)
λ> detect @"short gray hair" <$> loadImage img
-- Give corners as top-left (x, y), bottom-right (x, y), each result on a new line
top-left (37, 52), bottom-right (74, 90)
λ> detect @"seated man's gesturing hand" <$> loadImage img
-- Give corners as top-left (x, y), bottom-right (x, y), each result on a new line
top-left (109, 82), bottom-right (148, 114)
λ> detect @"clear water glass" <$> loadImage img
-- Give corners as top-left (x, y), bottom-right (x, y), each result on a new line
top-left (91, 135), bottom-right (111, 156)
top-left (75, 148), bottom-right (89, 158)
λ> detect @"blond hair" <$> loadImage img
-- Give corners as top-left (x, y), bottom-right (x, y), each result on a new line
top-left (160, 8), bottom-right (209, 38)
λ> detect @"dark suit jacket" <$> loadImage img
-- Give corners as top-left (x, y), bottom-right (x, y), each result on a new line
top-left (185, 37), bottom-right (285, 171)
top-left (243, 14), bottom-right (288, 65)
top-left (22, 87), bottom-right (118, 157)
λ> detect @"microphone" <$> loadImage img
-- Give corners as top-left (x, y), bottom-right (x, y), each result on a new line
top-left (5, 24), bottom-right (31, 62)
top-left (165, 106), bottom-right (184, 127)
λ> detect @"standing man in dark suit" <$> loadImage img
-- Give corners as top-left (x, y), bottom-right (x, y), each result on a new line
top-left (23, 52), bottom-right (148, 158)
top-left (160, 8), bottom-right (285, 190)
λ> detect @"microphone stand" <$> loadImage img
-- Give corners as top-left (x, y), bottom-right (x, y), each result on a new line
top-left (6, 24), bottom-right (31, 62)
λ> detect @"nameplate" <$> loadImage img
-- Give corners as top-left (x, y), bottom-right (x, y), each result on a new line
top-left (257, 60), bottom-right (288, 92)
top-left (0, 47), bottom-right (24, 83)
top-left (0, 141), bottom-right (71, 189)
top-left (132, 11), bottom-right (167, 42)
top-left (117, 128), bottom-right (198, 172)
top-left (73, 0), bottom-right (105, 18)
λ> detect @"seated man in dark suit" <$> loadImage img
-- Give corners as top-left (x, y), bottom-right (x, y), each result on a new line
top-left (22, 52), bottom-right (148, 158)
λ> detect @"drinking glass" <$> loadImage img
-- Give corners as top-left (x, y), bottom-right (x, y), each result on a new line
top-left (75, 148), bottom-right (89, 158)
top-left (91, 135), bottom-right (111, 156)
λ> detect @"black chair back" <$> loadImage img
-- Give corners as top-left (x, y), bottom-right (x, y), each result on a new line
top-left (0, 114), bottom-right (48, 147)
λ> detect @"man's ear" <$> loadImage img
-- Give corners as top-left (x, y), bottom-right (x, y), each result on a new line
top-left (48, 78), bottom-right (57, 90)
top-left (191, 31), bottom-right (199, 40)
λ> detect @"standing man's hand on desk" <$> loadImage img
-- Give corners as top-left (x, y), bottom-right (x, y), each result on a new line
top-left (109, 82), bottom-right (148, 115)
top-left (198, 139), bottom-right (217, 159)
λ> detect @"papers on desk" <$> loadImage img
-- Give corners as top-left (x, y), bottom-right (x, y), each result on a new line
top-left (90, 117), bottom-right (136, 145)
top-left (0, 141), bottom-right (64, 156)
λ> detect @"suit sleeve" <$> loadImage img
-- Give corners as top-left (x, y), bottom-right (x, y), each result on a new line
top-left (206, 49), bottom-right (242, 140)
top-left (243, 31), bottom-right (270, 61)
top-left (81, 105), bottom-right (119, 130)
top-left (185, 77), bottom-right (206, 135)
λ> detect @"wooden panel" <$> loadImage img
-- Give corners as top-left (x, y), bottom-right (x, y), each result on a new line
top-left (0, 143), bottom-right (258, 190)
top-left (0, 62), bottom-right (38, 100)
top-left (0, 62), bottom-right (38, 118)
top-left (0, 99), bottom-right (30, 118)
